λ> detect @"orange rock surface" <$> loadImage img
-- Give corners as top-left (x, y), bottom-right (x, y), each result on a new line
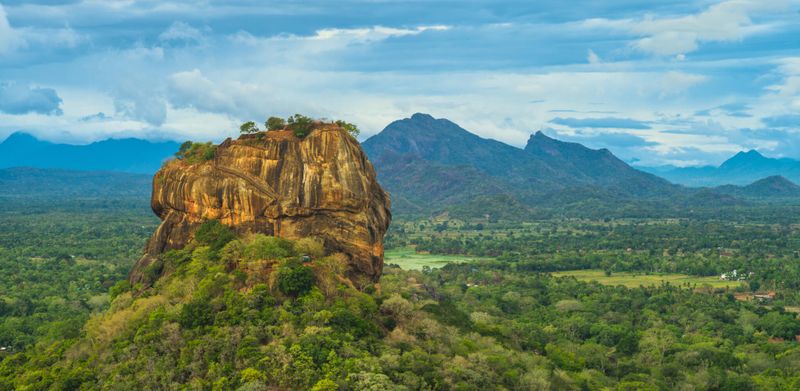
top-left (129, 126), bottom-right (391, 284)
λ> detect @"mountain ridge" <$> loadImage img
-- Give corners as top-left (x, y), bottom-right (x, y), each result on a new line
top-left (0, 131), bottom-right (181, 174)
top-left (639, 149), bottom-right (800, 187)
top-left (363, 113), bottom-right (682, 216)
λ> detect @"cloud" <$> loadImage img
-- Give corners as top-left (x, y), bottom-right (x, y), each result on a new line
top-left (0, 3), bottom-right (86, 56)
top-left (762, 114), bottom-right (800, 128)
top-left (230, 25), bottom-right (451, 47)
top-left (587, 49), bottom-right (600, 64)
top-left (0, 82), bottom-right (63, 115)
top-left (309, 25), bottom-right (450, 42)
top-left (543, 128), bottom-right (658, 161)
top-left (113, 86), bottom-right (167, 126)
top-left (584, 0), bottom-right (791, 56)
top-left (159, 21), bottom-right (203, 43)
top-left (0, 5), bottom-right (22, 54)
top-left (79, 112), bottom-right (110, 122)
top-left (695, 102), bottom-right (752, 118)
top-left (550, 117), bottom-right (651, 129)
top-left (167, 69), bottom-right (260, 116)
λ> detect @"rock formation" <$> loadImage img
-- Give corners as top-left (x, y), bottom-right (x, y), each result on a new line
top-left (129, 125), bottom-right (391, 284)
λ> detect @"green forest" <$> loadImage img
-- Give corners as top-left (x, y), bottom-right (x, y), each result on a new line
top-left (2, 197), bottom-right (800, 390)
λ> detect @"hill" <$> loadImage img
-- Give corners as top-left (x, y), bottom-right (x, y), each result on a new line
top-left (715, 175), bottom-right (800, 199)
top-left (0, 132), bottom-right (180, 174)
top-left (363, 113), bottom-right (681, 217)
top-left (640, 150), bottom-right (800, 187)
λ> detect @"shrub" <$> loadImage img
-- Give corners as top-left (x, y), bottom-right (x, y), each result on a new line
top-left (142, 258), bottom-right (164, 283)
top-left (244, 234), bottom-right (296, 260)
top-left (276, 260), bottom-right (315, 297)
top-left (109, 280), bottom-right (131, 299)
top-left (194, 220), bottom-right (236, 252)
top-left (266, 116), bottom-right (286, 131)
top-left (287, 114), bottom-right (315, 138)
top-left (294, 237), bottom-right (325, 258)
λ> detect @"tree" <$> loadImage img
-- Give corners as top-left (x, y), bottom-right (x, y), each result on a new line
top-left (240, 121), bottom-right (259, 134)
top-left (176, 141), bottom-right (193, 157)
top-left (179, 298), bottom-right (214, 328)
top-left (266, 116), bottom-right (286, 131)
top-left (175, 141), bottom-right (216, 163)
top-left (276, 260), bottom-right (315, 297)
top-left (334, 120), bottom-right (360, 138)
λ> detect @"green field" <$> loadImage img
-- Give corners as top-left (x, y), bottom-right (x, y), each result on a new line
top-left (384, 248), bottom-right (487, 270)
top-left (552, 269), bottom-right (745, 289)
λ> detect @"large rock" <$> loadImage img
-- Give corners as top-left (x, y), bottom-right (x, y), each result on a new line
top-left (129, 126), bottom-right (391, 284)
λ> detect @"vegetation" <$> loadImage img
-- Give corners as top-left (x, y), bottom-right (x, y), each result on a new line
top-left (5, 225), bottom-right (800, 389)
top-left (237, 114), bottom-right (361, 139)
top-left (0, 197), bottom-right (154, 352)
top-left (384, 247), bottom-right (486, 270)
top-left (239, 121), bottom-right (259, 134)
top-left (335, 120), bottom-right (360, 138)
top-left (3, 189), bottom-right (800, 388)
top-left (551, 269), bottom-right (744, 289)
top-left (388, 217), bottom-right (800, 302)
top-left (287, 114), bottom-right (315, 138)
top-left (266, 116), bottom-right (286, 131)
top-left (175, 141), bottom-right (217, 164)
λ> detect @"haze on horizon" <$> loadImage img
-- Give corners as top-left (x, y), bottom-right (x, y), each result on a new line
top-left (0, 0), bottom-right (798, 167)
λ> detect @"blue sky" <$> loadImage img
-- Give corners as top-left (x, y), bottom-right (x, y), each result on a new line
top-left (0, 0), bottom-right (798, 167)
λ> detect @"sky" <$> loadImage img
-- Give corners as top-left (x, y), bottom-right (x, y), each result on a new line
top-left (0, 0), bottom-right (798, 167)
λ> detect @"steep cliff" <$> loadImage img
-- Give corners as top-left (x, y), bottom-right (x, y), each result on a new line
top-left (129, 125), bottom-right (391, 284)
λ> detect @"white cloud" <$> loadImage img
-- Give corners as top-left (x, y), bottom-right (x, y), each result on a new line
top-left (584, 0), bottom-right (791, 56)
top-left (0, 4), bottom-right (86, 54)
top-left (587, 49), bottom-right (600, 64)
top-left (0, 5), bottom-right (22, 54)
top-left (309, 25), bottom-right (450, 42)
top-left (159, 21), bottom-right (203, 42)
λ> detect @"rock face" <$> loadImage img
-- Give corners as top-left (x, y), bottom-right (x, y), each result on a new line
top-left (129, 126), bottom-right (391, 284)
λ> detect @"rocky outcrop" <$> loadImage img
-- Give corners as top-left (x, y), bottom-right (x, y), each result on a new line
top-left (129, 126), bottom-right (391, 284)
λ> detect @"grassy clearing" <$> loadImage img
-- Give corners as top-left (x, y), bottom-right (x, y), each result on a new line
top-left (384, 248), bottom-right (488, 270)
top-left (552, 269), bottom-right (745, 289)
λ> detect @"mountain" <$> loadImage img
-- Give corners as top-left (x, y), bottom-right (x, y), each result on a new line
top-left (640, 150), bottom-right (800, 187)
top-left (524, 131), bottom-right (677, 197)
top-left (715, 176), bottom-right (800, 199)
top-left (0, 132), bottom-right (181, 174)
top-left (362, 113), bottom-right (680, 216)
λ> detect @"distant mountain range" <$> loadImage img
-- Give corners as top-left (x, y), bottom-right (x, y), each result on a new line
top-left (639, 150), bottom-right (800, 187)
top-left (0, 132), bottom-right (180, 174)
top-left (3, 116), bottom-right (800, 219)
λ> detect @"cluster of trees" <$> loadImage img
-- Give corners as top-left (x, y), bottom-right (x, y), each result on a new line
top-left (239, 114), bottom-right (360, 139)
top-left (4, 197), bottom-right (800, 388)
top-left (391, 218), bottom-right (800, 299)
top-left (175, 141), bottom-right (217, 164)
top-left (5, 236), bottom-right (800, 389)
top-left (0, 197), bottom-right (155, 351)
